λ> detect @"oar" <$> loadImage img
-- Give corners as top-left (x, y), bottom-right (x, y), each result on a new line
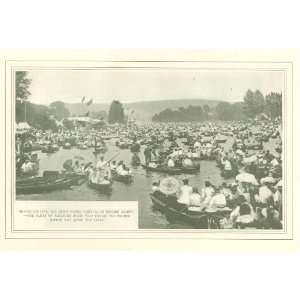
top-left (102, 152), bottom-right (121, 167)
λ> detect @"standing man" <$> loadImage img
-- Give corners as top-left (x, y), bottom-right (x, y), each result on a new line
top-left (144, 145), bottom-right (152, 166)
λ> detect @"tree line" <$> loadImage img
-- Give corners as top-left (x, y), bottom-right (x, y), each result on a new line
top-left (152, 90), bottom-right (282, 122)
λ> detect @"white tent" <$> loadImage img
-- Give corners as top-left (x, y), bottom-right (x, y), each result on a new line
top-left (15, 122), bottom-right (31, 133)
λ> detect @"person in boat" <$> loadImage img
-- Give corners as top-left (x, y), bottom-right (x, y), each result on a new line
top-left (201, 181), bottom-right (215, 206)
top-left (182, 156), bottom-right (193, 168)
top-left (96, 156), bottom-right (107, 170)
top-left (151, 181), bottom-right (160, 194)
top-left (96, 156), bottom-right (111, 180)
top-left (273, 184), bottom-right (282, 220)
top-left (188, 187), bottom-right (203, 207)
top-left (224, 158), bottom-right (232, 171)
top-left (148, 161), bottom-right (158, 168)
top-left (230, 195), bottom-right (255, 228)
top-left (110, 160), bottom-right (117, 172)
top-left (207, 188), bottom-right (227, 210)
top-left (255, 181), bottom-right (273, 208)
top-left (194, 140), bottom-right (201, 148)
top-left (21, 159), bottom-right (34, 174)
top-left (73, 160), bottom-right (81, 173)
top-left (167, 156), bottom-right (175, 168)
top-left (116, 161), bottom-right (132, 176)
top-left (144, 145), bottom-right (152, 165)
top-left (177, 179), bottom-right (193, 207)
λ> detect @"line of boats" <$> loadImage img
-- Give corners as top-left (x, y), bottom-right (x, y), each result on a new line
top-left (16, 160), bottom-right (201, 195)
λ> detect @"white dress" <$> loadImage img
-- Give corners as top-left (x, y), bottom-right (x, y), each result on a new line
top-left (177, 185), bottom-right (193, 205)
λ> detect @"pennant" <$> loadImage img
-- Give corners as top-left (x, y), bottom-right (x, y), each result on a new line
top-left (81, 96), bottom-right (86, 103)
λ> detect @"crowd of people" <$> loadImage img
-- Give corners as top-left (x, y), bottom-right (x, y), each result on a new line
top-left (152, 175), bottom-right (282, 229)
top-left (16, 117), bottom-right (283, 229)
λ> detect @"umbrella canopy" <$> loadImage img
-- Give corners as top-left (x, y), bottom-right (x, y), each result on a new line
top-left (159, 177), bottom-right (180, 195)
top-left (260, 176), bottom-right (276, 184)
top-left (236, 172), bottom-right (258, 185)
top-left (243, 155), bottom-right (257, 164)
top-left (63, 159), bottom-right (73, 170)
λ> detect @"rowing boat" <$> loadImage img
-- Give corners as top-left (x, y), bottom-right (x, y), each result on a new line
top-left (88, 180), bottom-right (113, 193)
top-left (111, 171), bottom-right (133, 184)
top-left (16, 177), bottom-right (73, 194)
top-left (150, 193), bottom-right (208, 228)
top-left (142, 164), bottom-right (199, 174)
top-left (151, 193), bottom-right (231, 229)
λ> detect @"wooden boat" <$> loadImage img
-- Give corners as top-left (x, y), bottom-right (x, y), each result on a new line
top-left (111, 171), bottom-right (133, 184)
top-left (215, 135), bottom-right (227, 143)
top-left (77, 143), bottom-right (88, 150)
top-left (16, 177), bottom-right (73, 194)
top-left (142, 164), bottom-right (199, 174)
top-left (42, 145), bottom-right (57, 153)
top-left (150, 193), bottom-right (208, 228)
top-left (151, 193), bottom-right (231, 229)
top-left (245, 141), bottom-right (263, 150)
top-left (88, 180), bottom-right (113, 193)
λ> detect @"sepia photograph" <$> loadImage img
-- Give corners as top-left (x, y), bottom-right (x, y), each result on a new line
top-left (14, 66), bottom-right (284, 230)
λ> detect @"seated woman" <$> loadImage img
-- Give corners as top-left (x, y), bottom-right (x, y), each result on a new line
top-left (189, 187), bottom-right (202, 206)
top-left (188, 187), bottom-right (205, 212)
top-left (116, 162), bottom-right (131, 176)
top-left (207, 188), bottom-right (227, 210)
top-left (182, 157), bottom-right (193, 167)
top-left (167, 156), bottom-right (175, 168)
top-left (230, 195), bottom-right (255, 228)
top-left (148, 161), bottom-right (158, 168)
top-left (177, 179), bottom-right (193, 207)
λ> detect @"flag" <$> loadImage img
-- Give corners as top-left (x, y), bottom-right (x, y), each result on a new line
top-left (81, 96), bottom-right (86, 103)
top-left (86, 98), bottom-right (93, 106)
top-left (85, 111), bottom-right (90, 117)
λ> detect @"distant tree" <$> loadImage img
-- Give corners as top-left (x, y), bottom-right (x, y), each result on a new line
top-left (203, 104), bottom-right (210, 114)
top-left (265, 92), bottom-right (282, 119)
top-left (49, 101), bottom-right (70, 120)
top-left (253, 90), bottom-right (265, 114)
top-left (16, 71), bottom-right (31, 102)
top-left (215, 102), bottom-right (233, 121)
top-left (108, 100), bottom-right (125, 123)
top-left (243, 89), bottom-right (265, 117)
top-left (62, 119), bottom-right (75, 130)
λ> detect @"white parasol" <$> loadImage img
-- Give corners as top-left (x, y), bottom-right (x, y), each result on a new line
top-left (260, 176), bottom-right (276, 184)
top-left (159, 177), bottom-right (180, 195)
top-left (236, 172), bottom-right (258, 185)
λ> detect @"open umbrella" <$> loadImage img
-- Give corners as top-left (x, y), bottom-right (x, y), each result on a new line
top-left (236, 172), bottom-right (258, 185)
top-left (159, 177), bottom-right (180, 195)
top-left (63, 159), bottom-right (73, 170)
top-left (260, 176), bottom-right (276, 184)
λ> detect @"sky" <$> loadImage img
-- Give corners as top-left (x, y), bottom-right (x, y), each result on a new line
top-left (26, 69), bottom-right (284, 105)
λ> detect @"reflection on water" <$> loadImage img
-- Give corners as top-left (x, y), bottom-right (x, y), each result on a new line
top-left (16, 137), bottom-right (280, 229)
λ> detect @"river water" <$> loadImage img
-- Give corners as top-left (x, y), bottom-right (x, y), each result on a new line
top-left (16, 136), bottom-right (280, 229)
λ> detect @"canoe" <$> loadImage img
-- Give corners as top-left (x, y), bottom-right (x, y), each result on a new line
top-left (112, 171), bottom-right (133, 184)
top-left (142, 164), bottom-right (199, 174)
top-left (150, 193), bottom-right (208, 228)
top-left (88, 180), bottom-right (113, 193)
top-left (16, 177), bottom-right (73, 194)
